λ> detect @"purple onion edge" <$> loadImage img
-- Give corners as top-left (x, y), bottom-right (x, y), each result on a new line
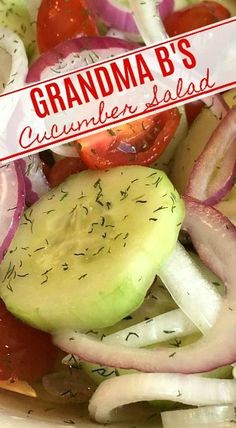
top-left (0, 161), bottom-right (25, 263)
top-left (87, 0), bottom-right (174, 34)
top-left (27, 36), bottom-right (139, 84)
top-left (204, 163), bottom-right (236, 206)
top-left (18, 158), bottom-right (47, 207)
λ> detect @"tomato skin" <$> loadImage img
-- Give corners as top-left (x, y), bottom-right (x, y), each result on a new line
top-left (0, 301), bottom-right (58, 382)
top-left (164, 1), bottom-right (229, 125)
top-left (77, 109), bottom-right (180, 169)
top-left (37, 0), bottom-right (99, 53)
top-left (48, 157), bottom-right (87, 187)
top-left (164, 1), bottom-right (230, 37)
top-left (185, 100), bottom-right (204, 125)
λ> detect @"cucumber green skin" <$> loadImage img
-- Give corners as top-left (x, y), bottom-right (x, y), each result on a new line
top-left (81, 277), bottom-right (177, 383)
top-left (0, 0), bottom-right (37, 61)
top-left (0, 166), bottom-right (184, 333)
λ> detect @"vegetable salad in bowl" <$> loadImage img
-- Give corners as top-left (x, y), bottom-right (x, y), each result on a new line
top-left (0, 0), bottom-right (236, 427)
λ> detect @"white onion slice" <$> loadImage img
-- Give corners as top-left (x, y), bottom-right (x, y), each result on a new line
top-left (186, 108), bottom-right (236, 205)
top-left (18, 154), bottom-right (49, 206)
top-left (61, 309), bottom-right (196, 361)
top-left (0, 28), bottom-right (28, 141)
top-left (50, 143), bottom-right (79, 158)
top-left (0, 162), bottom-right (25, 262)
top-left (0, 27), bottom-right (28, 94)
top-left (161, 405), bottom-right (236, 428)
top-left (159, 242), bottom-right (221, 333)
top-left (104, 308), bottom-right (196, 347)
top-left (128, 0), bottom-right (167, 45)
top-left (53, 199), bottom-right (236, 374)
top-left (88, 373), bottom-right (236, 423)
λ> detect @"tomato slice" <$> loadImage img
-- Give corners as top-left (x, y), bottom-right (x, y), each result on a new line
top-left (37, 0), bottom-right (99, 53)
top-left (164, 1), bottom-right (230, 125)
top-left (48, 157), bottom-right (87, 187)
top-left (185, 100), bottom-right (204, 125)
top-left (164, 1), bottom-right (230, 37)
top-left (77, 109), bottom-right (180, 169)
top-left (0, 300), bottom-right (58, 382)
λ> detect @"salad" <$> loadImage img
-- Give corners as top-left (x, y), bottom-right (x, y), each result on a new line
top-left (0, 0), bottom-right (236, 427)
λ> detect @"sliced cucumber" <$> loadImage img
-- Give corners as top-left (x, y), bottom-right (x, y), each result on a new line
top-left (219, 0), bottom-right (236, 15)
top-left (0, 0), bottom-right (37, 61)
top-left (174, 0), bottom-right (195, 10)
top-left (0, 166), bottom-right (184, 333)
top-left (153, 107), bottom-right (188, 173)
top-left (171, 89), bottom-right (236, 194)
top-left (79, 277), bottom-right (177, 385)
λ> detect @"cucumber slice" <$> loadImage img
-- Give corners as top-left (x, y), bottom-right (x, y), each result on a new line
top-left (153, 106), bottom-right (188, 173)
top-left (78, 278), bottom-right (176, 385)
top-left (0, 166), bottom-right (184, 333)
top-left (0, 0), bottom-right (37, 61)
top-left (171, 89), bottom-right (236, 194)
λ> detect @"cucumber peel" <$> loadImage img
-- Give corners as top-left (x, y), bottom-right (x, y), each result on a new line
top-left (0, 166), bottom-right (184, 332)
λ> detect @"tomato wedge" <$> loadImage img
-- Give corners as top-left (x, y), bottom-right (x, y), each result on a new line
top-left (37, 0), bottom-right (99, 53)
top-left (0, 300), bottom-right (58, 382)
top-left (77, 109), bottom-right (180, 169)
top-left (164, 1), bottom-right (230, 125)
top-left (164, 1), bottom-right (230, 37)
top-left (185, 100), bottom-right (204, 125)
top-left (48, 156), bottom-right (87, 187)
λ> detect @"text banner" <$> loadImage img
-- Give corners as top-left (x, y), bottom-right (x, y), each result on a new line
top-left (0, 18), bottom-right (236, 162)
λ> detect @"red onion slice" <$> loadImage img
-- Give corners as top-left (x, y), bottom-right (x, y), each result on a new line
top-left (186, 107), bottom-right (236, 205)
top-left (208, 149), bottom-right (236, 205)
top-left (53, 199), bottom-right (236, 374)
top-left (0, 161), bottom-right (25, 262)
top-left (88, 373), bottom-right (236, 423)
top-left (202, 94), bottom-right (229, 122)
top-left (87, 0), bottom-right (173, 36)
top-left (216, 189), bottom-right (236, 227)
top-left (27, 37), bottom-right (138, 83)
top-left (18, 154), bottom-right (49, 206)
